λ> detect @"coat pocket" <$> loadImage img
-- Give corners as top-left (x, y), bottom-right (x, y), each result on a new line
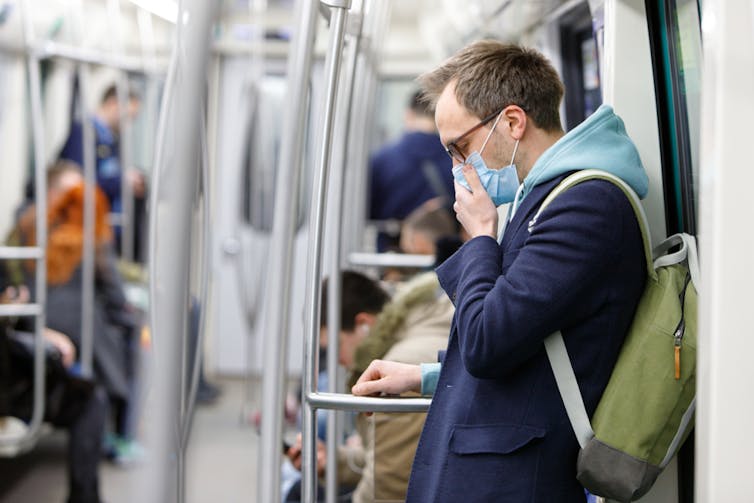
top-left (449, 423), bottom-right (545, 455)
top-left (440, 424), bottom-right (546, 502)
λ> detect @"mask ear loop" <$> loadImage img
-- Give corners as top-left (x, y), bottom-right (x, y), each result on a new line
top-left (478, 110), bottom-right (505, 156)
top-left (509, 139), bottom-right (520, 166)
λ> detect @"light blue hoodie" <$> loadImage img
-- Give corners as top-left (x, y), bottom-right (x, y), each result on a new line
top-left (516, 104), bottom-right (649, 209)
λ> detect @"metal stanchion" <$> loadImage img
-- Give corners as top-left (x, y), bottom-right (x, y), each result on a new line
top-left (143, 0), bottom-right (218, 500)
top-left (256, 0), bottom-right (319, 500)
top-left (301, 3), bottom-right (351, 501)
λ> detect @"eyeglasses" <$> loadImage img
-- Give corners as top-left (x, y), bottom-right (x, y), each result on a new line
top-left (445, 107), bottom-right (505, 164)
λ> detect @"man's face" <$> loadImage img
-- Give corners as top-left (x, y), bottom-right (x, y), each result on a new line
top-left (338, 326), bottom-right (369, 368)
top-left (319, 325), bottom-right (367, 368)
top-left (436, 81), bottom-right (509, 169)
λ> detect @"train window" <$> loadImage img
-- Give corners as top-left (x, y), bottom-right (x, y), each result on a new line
top-left (241, 75), bottom-right (295, 232)
top-left (372, 78), bottom-right (416, 149)
top-left (647, 0), bottom-right (702, 235)
top-left (559, 3), bottom-right (603, 130)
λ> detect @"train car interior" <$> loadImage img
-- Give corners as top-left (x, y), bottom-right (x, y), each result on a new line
top-left (0, 0), bottom-right (752, 502)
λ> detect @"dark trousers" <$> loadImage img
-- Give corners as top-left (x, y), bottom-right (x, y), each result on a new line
top-left (67, 386), bottom-right (107, 503)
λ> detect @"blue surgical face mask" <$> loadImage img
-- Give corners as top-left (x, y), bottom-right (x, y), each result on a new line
top-left (452, 112), bottom-right (521, 206)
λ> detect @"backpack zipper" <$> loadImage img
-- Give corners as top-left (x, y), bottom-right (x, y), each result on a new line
top-left (674, 273), bottom-right (692, 380)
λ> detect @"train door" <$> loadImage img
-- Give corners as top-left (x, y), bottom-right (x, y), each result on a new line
top-left (209, 53), bottom-right (289, 376)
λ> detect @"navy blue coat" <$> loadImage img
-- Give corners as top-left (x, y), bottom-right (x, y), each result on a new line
top-left (406, 174), bottom-right (646, 502)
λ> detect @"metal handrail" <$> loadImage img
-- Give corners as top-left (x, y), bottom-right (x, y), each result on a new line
top-left (308, 392), bottom-right (431, 413)
top-left (256, 0), bottom-right (319, 500)
top-left (348, 251), bottom-right (435, 268)
top-left (71, 0), bottom-right (96, 379)
top-left (33, 41), bottom-right (166, 74)
top-left (323, 15), bottom-right (363, 502)
top-left (107, 0), bottom-right (136, 262)
top-left (0, 0), bottom-right (49, 456)
top-left (342, 1), bottom-right (390, 257)
top-left (141, 0), bottom-right (218, 500)
top-left (0, 305), bottom-right (43, 317)
top-left (180, 106), bottom-right (212, 449)
top-left (0, 247), bottom-right (43, 259)
top-left (302, 3), bottom-right (351, 502)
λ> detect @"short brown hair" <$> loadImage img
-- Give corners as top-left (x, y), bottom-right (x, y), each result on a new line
top-left (418, 40), bottom-right (564, 132)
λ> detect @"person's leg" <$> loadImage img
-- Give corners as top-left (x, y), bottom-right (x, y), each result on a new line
top-left (67, 386), bottom-right (107, 503)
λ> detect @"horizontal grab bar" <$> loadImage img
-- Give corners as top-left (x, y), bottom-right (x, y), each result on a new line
top-left (348, 252), bottom-right (434, 268)
top-left (306, 392), bottom-right (431, 413)
top-left (0, 247), bottom-right (43, 259)
top-left (0, 304), bottom-right (43, 317)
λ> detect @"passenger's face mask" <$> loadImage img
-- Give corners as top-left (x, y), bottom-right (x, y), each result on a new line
top-left (452, 112), bottom-right (520, 206)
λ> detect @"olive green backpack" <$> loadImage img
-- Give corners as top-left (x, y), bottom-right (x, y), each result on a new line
top-left (537, 170), bottom-right (699, 502)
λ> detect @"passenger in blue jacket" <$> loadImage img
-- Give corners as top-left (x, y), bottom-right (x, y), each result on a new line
top-left (369, 90), bottom-right (454, 252)
top-left (352, 41), bottom-right (648, 502)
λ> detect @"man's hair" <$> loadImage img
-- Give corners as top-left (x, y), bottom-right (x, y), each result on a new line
top-left (408, 89), bottom-right (434, 118)
top-left (418, 40), bottom-right (564, 132)
top-left (101, 84), bottom-right (140, 104)
top-left (403, 201), bottom-right (457, 245)
top-left (321, 270), bottom-right (389, 331)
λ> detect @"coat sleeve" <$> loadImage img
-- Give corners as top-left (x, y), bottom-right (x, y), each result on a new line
top-left (436, 181), bottom-right (631, 378)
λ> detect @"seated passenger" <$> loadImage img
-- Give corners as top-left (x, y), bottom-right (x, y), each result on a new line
top-left (400, 196), bottom-right (462, 267)
top-left (285, 270), bottom-right (453, 502)
top-left (0, 284), bottom-right (107, 503)
top-left (12, 162), bottom-right (144, 464)
top-left (381, 197), bottom-right (462, 283)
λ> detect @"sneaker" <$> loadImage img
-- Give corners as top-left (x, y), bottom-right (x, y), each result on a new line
top-left (112, 437), bottom-right (146, 466)
top-left (104, 433), bottom-right (146, 466)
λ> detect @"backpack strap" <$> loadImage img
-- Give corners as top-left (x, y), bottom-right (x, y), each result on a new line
top-left (530, 169), bottom-right (656, 282)
top-left (544, 331), bottom-right (594, 448)
top-left (537, 169), bottom-right (652, 449)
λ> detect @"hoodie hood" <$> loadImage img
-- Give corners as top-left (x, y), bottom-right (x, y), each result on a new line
top-left (519, 104), bottom-right (648, 205)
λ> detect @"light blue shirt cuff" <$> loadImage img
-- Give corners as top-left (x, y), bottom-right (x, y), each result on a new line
top-left (420, 363), bottom-right (442, 396)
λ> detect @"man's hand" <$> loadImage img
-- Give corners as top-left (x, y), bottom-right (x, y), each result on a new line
top-left (126, 169), bottom-right (146, 198)
top-left (351, 360), bottom-right (422, 397)
top-left (286, 433), bottom-right (326, 477)
top-left (453, 164), bottom-right (498, 239)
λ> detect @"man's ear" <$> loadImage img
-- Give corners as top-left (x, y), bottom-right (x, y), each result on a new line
top-left (502, 105), bottom-right (527, 141)
top-left (353, 312), bottom-right (377, 332)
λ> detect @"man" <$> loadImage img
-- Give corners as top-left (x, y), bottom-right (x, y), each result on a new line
top-left (352, 41), bottom-right (648, 502)
top-left (59, 85), bottom-right (145, 259)
top-left (369, 90), bottom-right (454, 252)
top-left (285, 271), bottom-right (452, 502)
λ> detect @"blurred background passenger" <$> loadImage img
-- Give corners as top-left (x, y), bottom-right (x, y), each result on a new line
top-left (59, 85), bottom-right (147, 262)
top-left (369, 90), bottom-right (452, 253)
top-left (284, 270), bottom-right (452, 503)
top-left (11, 162), bottom-right (145, 465)
top-left (0, 282), bottom-right (107, 503)
top-left (399, 196), bottom-right (464, 267)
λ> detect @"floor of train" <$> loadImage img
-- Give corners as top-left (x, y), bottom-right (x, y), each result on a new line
top-left (0, 376), bottom-right (274, 503)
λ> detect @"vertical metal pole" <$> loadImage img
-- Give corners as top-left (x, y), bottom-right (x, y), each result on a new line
top-left (256, 0), bottom-right (318, 501)
top-left (303, 4), bottom-right (350, 502)
top-left (180, 108), bottom-right (211, 447)
top-left (107, 0), bottom-right (135, 262)
top-left (70, 0), bottom-right (96, 378)
top-left (324, 13), bottom-right (362, 502)
top-left (142, 0), bottom-right (218, 501)
top-left (17, 0), bottom-right (47, 453)
top-left (343, 0), bottom-right (389, 256)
